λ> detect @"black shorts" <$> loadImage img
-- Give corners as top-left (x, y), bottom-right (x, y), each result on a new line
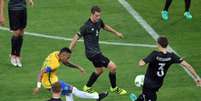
top-left (87, 54), bottom-right (110, 68)
top-left (8, 9), bottom-right (27, 31)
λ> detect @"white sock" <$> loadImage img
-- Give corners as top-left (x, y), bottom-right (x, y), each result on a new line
top-left (66, 94), bottom-right (74, 101)
top-left (72, 87), bottom-right (99, 99)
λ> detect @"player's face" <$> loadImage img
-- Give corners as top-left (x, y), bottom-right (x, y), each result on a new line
top-left (91, 12), bottom-right (101, 22)
top-left (59, 52), bottom-right (71, 63)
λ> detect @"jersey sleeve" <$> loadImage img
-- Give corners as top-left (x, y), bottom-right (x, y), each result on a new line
top-left (77, 25), bottom-right (87, 38)
top-left (44, 66), bottom-right (52, 73)
top-left (171, 53), bottom-right (183, 64)
top-left (143, 51), bottom-right (156, 63)
top-left (100, 19), bottom-right (105, 28)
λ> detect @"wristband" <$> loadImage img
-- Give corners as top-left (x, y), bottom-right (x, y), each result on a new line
top-left (37, 82), bottom-right (41, 88)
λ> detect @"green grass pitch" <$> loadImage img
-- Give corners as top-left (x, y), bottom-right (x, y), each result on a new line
top-left (0, 0), bottom-right (201, 101)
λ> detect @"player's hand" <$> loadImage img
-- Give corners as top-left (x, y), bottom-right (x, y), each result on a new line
top-left (196, 79), bottom-right (201, 87)
top-left (79, 67), bottom-right (85, 75)
top-left (0, 15), bottom-right (5, 26)
top-left (33, 87), bottom-right (40, 95)
top-left (116, 32), bottom-right (124, 39)
top-left (28, 0), bottom-right (34, 7)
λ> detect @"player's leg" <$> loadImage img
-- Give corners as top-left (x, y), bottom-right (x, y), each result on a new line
top-left (107, 61), bottom-right (127, 95)
top-left (72, 87), bottom-right (108, 101)
top-left (14, 29), bottom-right (24, 67)
top-left (15, 9), bottom-right (27, 67)
top-left (65, 94), bottom-right (74, 101)
top-left (83, 67), bottom-right (103, 93)
top-left (135, 94), bottom-right (145, 101)
top-left (60, 80), bottom-right (108, 101)
top-left (8, 10), bottom-right (27, 67)
top-left (83, 54), bottom-right (105, 93)
top-left (10, 30), bottom-right (21, 67)
top-left (145, 90), bottom-right (157, 101)
top-left (73, 87), bottom-right (98, 99)
top-left (107, 61), bottom-right (117, 89)
top-left (136, 88), bottom-right (157, 101)
top-left (184, 0), bottom-right (192, 19)
top-left (9, 10), bottom-right (19, 67)
top-left (163, 0), bottom-right (172, 11)
top-left (161, 0), bottom-right (172, 20)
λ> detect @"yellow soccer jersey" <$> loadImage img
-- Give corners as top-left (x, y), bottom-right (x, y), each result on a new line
top-left (41, 51), bottom-right (61, 89)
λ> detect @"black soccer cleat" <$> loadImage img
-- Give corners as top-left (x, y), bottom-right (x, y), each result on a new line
top-left (97, 91), bottom-right (109, 101)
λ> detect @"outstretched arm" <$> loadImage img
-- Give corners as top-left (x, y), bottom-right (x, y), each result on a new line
top-left (0, 0), bottom-right (5, 26)
top-left (103, 24), bottom-right (124, 39)
top-left (33, 69), bottom-right (44, 95)
top-left (180, 60), bottom-right (201, 87)
top-left (138, 59), bottom-right (146, 67)
top-left (63, 61), bottom-right (85, 75)
top-left (69, 34), bottom-right (80, 50)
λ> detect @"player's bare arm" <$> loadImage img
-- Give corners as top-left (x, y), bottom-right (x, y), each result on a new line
top-left (64, 61), bottom-right (85, 75)
top-left (69, 34), bottom-right (79, 50)
top-left (103, 24), bottom-right (124, 39)
top-left (0, 0), bottom-right (5, 26)
top-left (180, 60), bottom-right (201, 86)
top-left (33, 69), bottom-right (45, 95)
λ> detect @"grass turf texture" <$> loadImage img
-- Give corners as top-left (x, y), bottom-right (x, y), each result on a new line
top-left (0, 0), bottom-right (201, 101)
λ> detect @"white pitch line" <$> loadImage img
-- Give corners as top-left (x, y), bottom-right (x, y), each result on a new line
top-left (0, 26), bottom-right (156, 48)
top-left (118, 0), bottom-right (200, 81)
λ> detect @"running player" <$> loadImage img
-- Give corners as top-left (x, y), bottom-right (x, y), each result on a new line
top-left (131, 36), bottom-right (201, 101)
top-left (69, 5), bottom-right (127, 95)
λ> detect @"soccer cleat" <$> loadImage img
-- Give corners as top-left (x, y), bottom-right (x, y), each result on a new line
top-left (110, 87), bottom-right (127, 95)
top-left (16, 57), bottom-right (22, 67)
top-left (184, 11), bottom-right (192, 19)
top-left (97, 91), bottom-right (109, 101)
top-left (161, 10), bottom-right (169, 21)
top-left (10, 55), bottom-right (17, 67)
top-left (129, 93), bottom-right (137, 101)
top-left (83, 85), bottom-right (97, 93)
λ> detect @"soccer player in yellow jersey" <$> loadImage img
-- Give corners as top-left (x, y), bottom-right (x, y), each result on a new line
top-left (33, 47), bottom-right (108, 101)
top-left (34, 47), bottom-right (85, 90)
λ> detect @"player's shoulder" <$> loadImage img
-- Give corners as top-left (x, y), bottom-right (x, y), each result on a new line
top-left (83, 19), bottom-right (92, 26)
top-left (48, 51), bottom-right (59, 59)
top-left (80, 19), bottom-right (91, 29)
top-left (166, 51), bottom-right (177, 56)
top-left (151, 50), bottom-right (159, 55)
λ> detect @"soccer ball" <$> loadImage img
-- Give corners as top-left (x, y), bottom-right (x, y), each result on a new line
top-left (134, 75), bottom-right (145, 87)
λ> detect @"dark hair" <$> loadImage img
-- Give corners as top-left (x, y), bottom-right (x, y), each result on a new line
top-left (51, 82), bottom-right (61, 93)
top-left (91, 5), bottom-right (101, 14)
top-left (60, 47), bottom-right (72, 54)
top-left (157, 36), bottom-right (169, 48)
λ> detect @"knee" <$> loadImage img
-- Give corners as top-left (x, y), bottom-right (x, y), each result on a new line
top-left (95, 69), bottom-right (104, 75)
top-left (13, 30), bottom-right (24, 37)
top-left (108, 63), bottom-right (116, 73)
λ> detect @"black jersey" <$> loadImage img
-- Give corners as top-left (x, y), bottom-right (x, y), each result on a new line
top-left (143, 51), bottom-right (183, 89)
top-left (77, 19), bottom-right (105, 58)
